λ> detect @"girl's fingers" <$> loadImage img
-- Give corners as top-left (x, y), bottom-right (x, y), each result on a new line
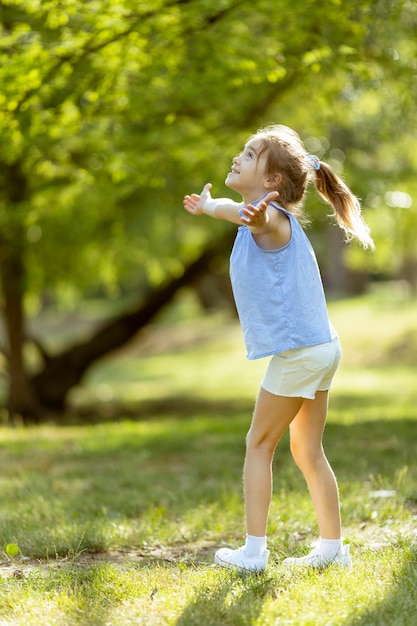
top-left (265, 191), bottom-right (279, 204)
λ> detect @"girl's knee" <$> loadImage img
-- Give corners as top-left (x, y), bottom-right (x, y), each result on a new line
top-left (246, 429), bottom-right (276, 455)
top-left (290, 439), bottom-right (323, 469)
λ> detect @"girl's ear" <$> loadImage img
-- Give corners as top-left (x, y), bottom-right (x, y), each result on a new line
top-left (264, 172), bottom-right (282, 188)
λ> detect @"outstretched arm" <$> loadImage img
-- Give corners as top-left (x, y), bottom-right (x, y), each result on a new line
top-left (183, 184), bottom-right (283, 247)
top-left (183, 183), bottom-right (244, 225)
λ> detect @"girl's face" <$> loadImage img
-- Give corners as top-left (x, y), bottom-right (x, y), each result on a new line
top-left (225, 138), bottom-right (272, 203)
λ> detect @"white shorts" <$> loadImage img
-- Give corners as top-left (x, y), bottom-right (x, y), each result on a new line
top-left (261, 337), bottom-right (342, 400)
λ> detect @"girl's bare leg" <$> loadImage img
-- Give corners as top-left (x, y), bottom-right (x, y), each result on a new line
top-left (244, 388), bottom-right (303, 536)
top-left (289, 390), bottom-right (341, 539)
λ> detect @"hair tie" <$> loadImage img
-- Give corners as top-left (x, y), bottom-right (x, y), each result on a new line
top-left (309, 154), bottom-right (321, 171)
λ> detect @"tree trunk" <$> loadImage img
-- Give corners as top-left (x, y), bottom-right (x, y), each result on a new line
top-left (0, 164), bottom-right (41, 422)
top-left (399, 255), bottom-right (417, 295)
top-left (321, 225), bottom-right (368, 296)
top-left (31, 229), bottom-right (235, 416)
top-left (0, 244), bottom-right (41, 422)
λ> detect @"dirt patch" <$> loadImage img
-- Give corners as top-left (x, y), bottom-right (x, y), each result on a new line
top-left (1, 524), bottom-right (416, 580)
top-left (0, 542), bottom-right (218, 579)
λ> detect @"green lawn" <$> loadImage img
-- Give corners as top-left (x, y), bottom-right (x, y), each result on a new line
top-left (1, 288), bottom-right (416, 625)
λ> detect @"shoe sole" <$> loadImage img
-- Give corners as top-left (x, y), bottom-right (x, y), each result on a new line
top-left (283, 558), bottom-right (352, 569)
top-left (214, 554), bottom-right (266, 573)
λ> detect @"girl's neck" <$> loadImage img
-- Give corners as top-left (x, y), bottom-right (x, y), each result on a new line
top-left (242, 191), bottom-right (269, 205)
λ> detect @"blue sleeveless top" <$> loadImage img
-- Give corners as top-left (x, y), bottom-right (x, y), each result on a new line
top-left (229, 203), bottom-right (336, 360)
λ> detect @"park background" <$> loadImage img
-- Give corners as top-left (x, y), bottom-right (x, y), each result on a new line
top-left (0, 1), bottom-right (416, 624)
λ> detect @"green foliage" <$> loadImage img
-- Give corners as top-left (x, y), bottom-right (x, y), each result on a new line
top-left (1, 0), bottom-right (417, 308)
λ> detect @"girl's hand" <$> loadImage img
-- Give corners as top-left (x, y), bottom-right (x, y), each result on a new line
top-left (183, 183), bottom-right (213, 216)
top-left (239, 191), bottom-right (279, 227)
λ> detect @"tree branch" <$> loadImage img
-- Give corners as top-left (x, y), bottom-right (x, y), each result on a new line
top-left (31, 227), bottom-right (236, 411)
top-left (13, 0), bottom-right (198, 113)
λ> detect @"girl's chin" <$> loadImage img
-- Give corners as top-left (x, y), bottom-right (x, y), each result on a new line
top-left (225, 176), bottom-right (238, 191)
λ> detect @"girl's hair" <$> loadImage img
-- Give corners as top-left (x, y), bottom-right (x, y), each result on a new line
top-left (251, 124), bottom-right (374, 249)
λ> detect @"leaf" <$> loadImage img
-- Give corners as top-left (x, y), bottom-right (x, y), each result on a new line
top-left (5, 543), bottom-right (20, 558)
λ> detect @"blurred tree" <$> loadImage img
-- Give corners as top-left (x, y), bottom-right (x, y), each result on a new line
top-left (0, 0), bottom-right (416, 421)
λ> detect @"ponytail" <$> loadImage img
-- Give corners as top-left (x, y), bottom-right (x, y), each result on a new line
top-left (253, 125), bottom-right (374, 249)
top-left (313, 161), bottom-right (374, 250)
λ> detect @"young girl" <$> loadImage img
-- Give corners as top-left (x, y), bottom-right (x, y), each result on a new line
top-left (183, 124), bottom-right (373, 572)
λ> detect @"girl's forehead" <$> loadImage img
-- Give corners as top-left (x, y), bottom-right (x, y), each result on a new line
top-left (244, 138), bottom-right (265, 153)
top-left (245, 137), bottom-right (262, 148)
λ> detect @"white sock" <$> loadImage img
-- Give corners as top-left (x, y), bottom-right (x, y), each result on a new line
top-left (244, 534), bottom-right (267, 557)
top-left (318, 537), bottom-right (343, 559)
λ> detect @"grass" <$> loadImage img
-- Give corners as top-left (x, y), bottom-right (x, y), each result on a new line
top-left (1, 286), bottom-right (417, 625)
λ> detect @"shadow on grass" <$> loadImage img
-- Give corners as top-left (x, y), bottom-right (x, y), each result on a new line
top-left (69, 394), bottom-right (255, 424)
top-left (58, 565), bottom-right (120, 626)
top-left (175, 571), bottom-right (272, 626)
top-left (346, 543), bottom-right (417, 626)
top-left (322, 418), bottom-right (416, 480)
top-left (67, 381), bottom-right (417, 425)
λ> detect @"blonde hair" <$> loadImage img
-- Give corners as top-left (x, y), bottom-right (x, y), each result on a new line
top-left (251, 124), bottom-right (374, 249)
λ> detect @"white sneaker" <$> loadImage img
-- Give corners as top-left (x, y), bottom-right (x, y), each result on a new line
top-left (214, 546), bottom-right (269, 572)
top-left (283, 544), bottom-right (352, 569)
